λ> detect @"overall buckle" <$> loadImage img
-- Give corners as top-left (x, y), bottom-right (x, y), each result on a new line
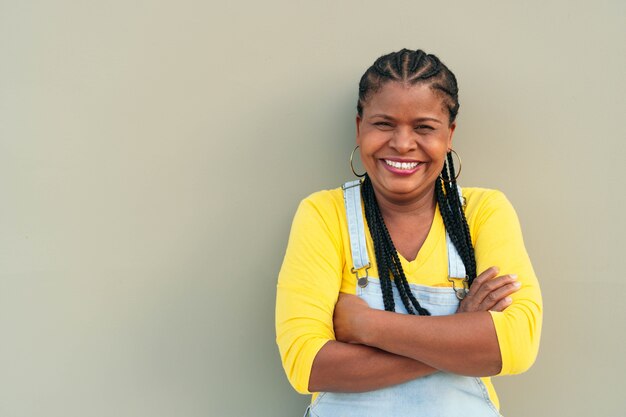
top-left (448, 276), bottom-right (469, 300)
top-left (352, 264), bottom-right (371, 288)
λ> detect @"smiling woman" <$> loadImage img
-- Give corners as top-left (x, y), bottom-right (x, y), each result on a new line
top-left (356, 82), bottom-right (454, 208)
top-left (275, 49), bottom-right (542, 417)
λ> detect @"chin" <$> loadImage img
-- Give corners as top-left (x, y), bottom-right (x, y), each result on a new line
top-left (385, 184), bottom-right (427, 197)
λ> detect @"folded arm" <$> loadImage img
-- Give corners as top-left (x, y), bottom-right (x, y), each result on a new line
top-left (332, 267), bottom-right (520, 377)
top-left (308, 341), bottom-right (436, 393)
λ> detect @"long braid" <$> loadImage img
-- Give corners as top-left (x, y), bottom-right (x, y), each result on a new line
top-left (436, 156), bottom-right (478, 284)
top-left (356, 48), bottom-right (478, 312)
top-left (361, 185), bottom-right (395, 311)
top-left (379, 211), bottom-right (429, 316)
top-left (447, 153), bottom-right (477, 282)
top-left (362, 176), bottom-right (430, 316)
top-left (444, 153), bottom-right (477, 283)
top-left (361, 177), bottom-right (395, 311)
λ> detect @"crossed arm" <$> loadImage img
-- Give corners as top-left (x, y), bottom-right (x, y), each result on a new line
top-left (308, 267), bottom-right (519, 392)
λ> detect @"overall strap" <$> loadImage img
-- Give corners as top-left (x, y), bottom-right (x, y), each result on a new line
top-left (342, 180), bottom-right (370, 287)
top-left (447, 231), bottom-right (466, 279)
top-left (447, 185), bottom-right (469, 299)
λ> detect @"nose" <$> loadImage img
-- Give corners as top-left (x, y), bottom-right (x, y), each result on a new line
top-left (389, 126), bottom-right (417, 153)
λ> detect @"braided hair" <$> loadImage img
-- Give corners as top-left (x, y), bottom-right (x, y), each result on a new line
top-left (357, 49), bottom-right (476, 315)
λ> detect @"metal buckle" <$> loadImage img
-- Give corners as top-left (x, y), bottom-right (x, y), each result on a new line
top-left (448, 276), bottom-right (469, 300)
top-left (352, 264), bottom-right (370, 288)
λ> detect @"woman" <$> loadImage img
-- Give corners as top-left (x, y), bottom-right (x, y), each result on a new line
top-left (276, 49), bottom-right (542, 416)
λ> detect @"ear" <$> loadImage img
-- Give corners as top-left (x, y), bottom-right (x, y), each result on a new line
top-left (447, 122), bottom-right (456, 150)
top-left (355, 115), bottom-right (362, 146)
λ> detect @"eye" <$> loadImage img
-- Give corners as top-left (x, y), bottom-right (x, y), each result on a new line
top-left (415, 125), bottom-right (435, 132)
top-left (373, 121), bottom-right (394, 129)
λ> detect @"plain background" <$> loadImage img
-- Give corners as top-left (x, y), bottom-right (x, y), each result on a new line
top-left (1, 1), bottom-right (625, 416)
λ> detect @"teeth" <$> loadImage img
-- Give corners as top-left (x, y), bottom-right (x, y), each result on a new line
top-left (384, 160), bottom-right (419, 170)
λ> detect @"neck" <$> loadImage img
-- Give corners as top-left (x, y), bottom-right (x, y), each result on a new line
top-left (374, 185), bottom-right (437, 221)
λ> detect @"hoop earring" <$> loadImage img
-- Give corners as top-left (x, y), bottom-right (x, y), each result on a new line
top-left (439, 149), bottom-right (462, 182)
top-left (350, 146), bottom-right (366, 178)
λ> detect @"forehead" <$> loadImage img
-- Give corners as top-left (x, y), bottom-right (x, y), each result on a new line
top-left (362, 81), bottom-right (447, 119)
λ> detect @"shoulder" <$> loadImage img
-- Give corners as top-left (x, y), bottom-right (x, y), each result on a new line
top-left (284, 186), bottom-right (348, 259)
top-left (462, 187), bottom-right (511, 213)
top-left (290, 186), bottom-right (347, 236)
top-left (461, 186), bottom-right (522, 235)
top-left (300, 187), bottom-right (344, 210)
top-left (297, 187), bottom-right (345, 221)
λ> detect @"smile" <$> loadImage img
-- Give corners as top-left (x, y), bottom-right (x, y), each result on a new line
top-left (384, 160), bottom-right (421, 170)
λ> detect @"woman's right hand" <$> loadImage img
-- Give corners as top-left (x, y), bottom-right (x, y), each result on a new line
top-left (457, 267), bottom-right (521, 313)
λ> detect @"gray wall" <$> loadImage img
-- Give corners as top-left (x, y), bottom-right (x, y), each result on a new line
top-left (1, 1), bottom-right (624, 416)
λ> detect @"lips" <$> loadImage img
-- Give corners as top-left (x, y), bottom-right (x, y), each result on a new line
top-left (383, 159), bottom-right (422, 170)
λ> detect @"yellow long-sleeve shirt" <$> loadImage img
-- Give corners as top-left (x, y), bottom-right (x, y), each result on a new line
top-left (275, 186), bottom-right (542, 409)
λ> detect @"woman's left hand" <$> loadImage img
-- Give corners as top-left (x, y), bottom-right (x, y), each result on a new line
top-left (333, 293), bottom-right (372, 344)
top-left (457, 267), bottom-right (521, 314)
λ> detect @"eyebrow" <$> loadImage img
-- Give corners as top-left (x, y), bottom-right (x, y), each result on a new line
top-left (369, 114), bottom-right (443, 124)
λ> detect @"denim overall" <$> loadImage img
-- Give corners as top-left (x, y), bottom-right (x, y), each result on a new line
top-left (304, 180), bottom-right (501, 417)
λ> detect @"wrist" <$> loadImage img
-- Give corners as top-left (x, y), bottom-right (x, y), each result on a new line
top-left (358, 308), bottom-right (383, 346)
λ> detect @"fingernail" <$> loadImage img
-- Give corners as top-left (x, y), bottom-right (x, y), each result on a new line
top-left (505, 297), bottom-right (512, 303)
top-left (513, 281), bottom-right (521, 288)
top-left (510, 274), bottom-right (518, 280)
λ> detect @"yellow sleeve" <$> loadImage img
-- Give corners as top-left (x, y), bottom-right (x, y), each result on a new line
top-left (275, 192), bottom-right (344, 394)
top-left (469, 190), bottom-right (543, 375)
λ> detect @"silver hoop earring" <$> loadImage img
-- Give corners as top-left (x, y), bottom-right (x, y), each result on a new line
top-left (350, 146), bottom-right (366, 178)
top-left (439, 149), bottom-right (462, 182)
